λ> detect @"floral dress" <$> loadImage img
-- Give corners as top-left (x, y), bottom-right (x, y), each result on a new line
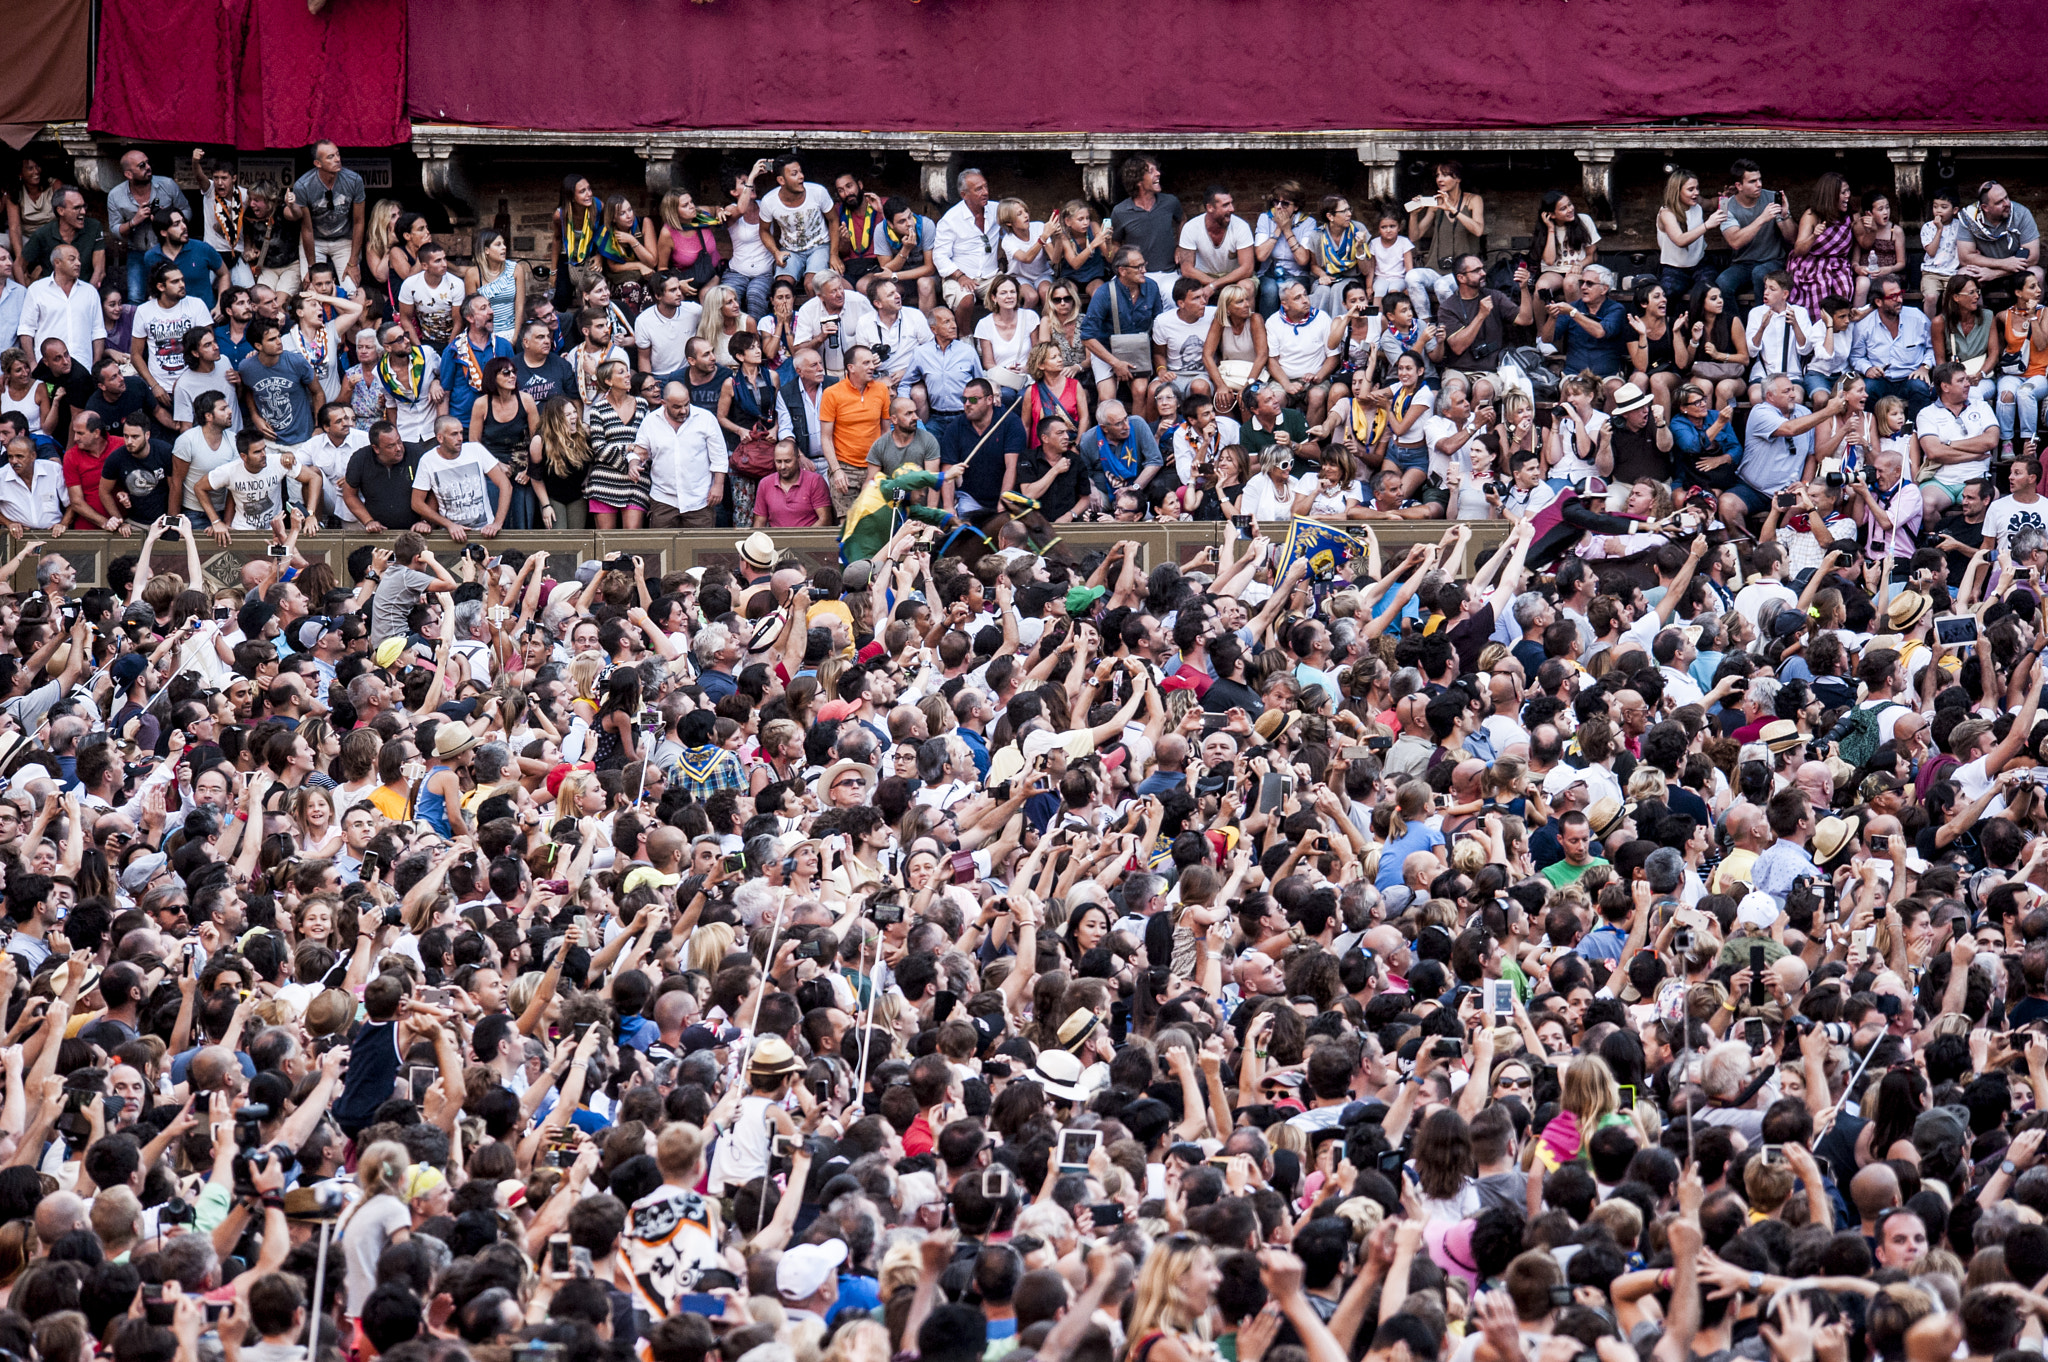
top-left (1790, 215), bottom-right (1856, 314)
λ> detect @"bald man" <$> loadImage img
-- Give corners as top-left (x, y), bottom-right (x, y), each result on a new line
top-left (1483, 672), bottom-right (1529, 750)
top-left (1234, 951), bottom-right (1286, 1000)
top-left (1136, 734), bottom-right (1189, 798)
top-left (1386, 693), bottom-right (1434, 778)
top-left (1445, 760), bottom-right (1488, 835)
top-left (1711, 805), bottom-right (1772, 895)
top-left (35, 1191), bottom-right (87, 1248)
top-left (1850, 1162), bottom-right (1901, 1236)
top-left (1361, 926), bottom-right (1415, 989)
top-left (1793, 761), bottom-right (1836, 814)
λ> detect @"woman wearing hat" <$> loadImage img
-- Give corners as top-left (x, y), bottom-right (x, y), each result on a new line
top-left (416, 723), bottom-right (483, 839)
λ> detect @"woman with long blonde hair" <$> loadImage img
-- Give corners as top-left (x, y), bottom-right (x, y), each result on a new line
top-left (1128, 1235), bottom-right (1222, 1362)
top-left (1533, 1053), bottom-right (1623, 1173)
top-left (339, 1141), bottom-right (412, 1316)
top-left (566, 652), bottom-right (605, 723)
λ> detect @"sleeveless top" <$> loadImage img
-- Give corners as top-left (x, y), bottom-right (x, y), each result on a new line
top-left (2007, 307), bottom-right (2048, 379)
top-left (1945, 308), bottom-right (1994, 368)
top-left (1047, 320), bottom-right (1087, 372)
top-left (727, 216), bottom-right (772, 276)
top-left (1217, 317), bottom-right (1259, 363)
top-left (1870, 230), bottom-right (1900, 275)
top-left (1425, 192), bottom-right (1483, 267)
top-left (480, 397), bottom-right (531, 467)
top-left (476, 261), bottom-right (519, 334)
top-left (1, 383), bottom-right (42, 438)
top-left (16, 183), bottom-right (55, 235)
top-left (346, 364), bottom-right (390, 425)
top-left (1641, 322), bottom-right (1677, 372)
top-left (384, 247), bottom-right (416, 320)
top-left (593, 720), bottom-right (624, 772)
top-left (415, 766), bottom-right (453, 836)
top-left (1660, 202), bottom-right (1704, 267)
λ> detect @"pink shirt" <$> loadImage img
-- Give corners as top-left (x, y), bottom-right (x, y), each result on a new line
top-left (754, 466), bottom-right (832, 527)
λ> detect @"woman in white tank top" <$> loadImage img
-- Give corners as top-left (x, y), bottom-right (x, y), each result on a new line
top-left (1, 351), bottom-right (48, 440)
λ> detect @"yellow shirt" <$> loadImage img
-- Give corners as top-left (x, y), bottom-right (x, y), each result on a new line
top-left (368, 784), bottom-right (410, 821)
top-left (1710, 847), bottom-right (1759, 895)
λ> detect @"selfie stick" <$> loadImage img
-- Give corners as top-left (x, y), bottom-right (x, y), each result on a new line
top-left (1814, 1028), bottom-right (1889, 1142)
top-left (853, 922), bottom-right (884, 1103)
top-left (307, 1217), bottom-right (333, 1361)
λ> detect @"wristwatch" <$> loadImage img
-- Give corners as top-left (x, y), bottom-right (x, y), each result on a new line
top-left (2003, 1159), bottom-right (2020, 1176)
top-left (1747, 1271), bottom-right (1764, 1292)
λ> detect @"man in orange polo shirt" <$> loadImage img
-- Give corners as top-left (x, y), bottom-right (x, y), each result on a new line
top-left (816, 343), bottom-right (890, 514)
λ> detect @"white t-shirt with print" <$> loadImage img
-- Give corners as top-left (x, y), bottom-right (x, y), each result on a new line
top-left (399, 271), bottom-right (466, 346)
top-left (759, 183), bottom-right (833, 255)
top-left (416, 442), bottom-right (500, 530)
top-left (1151, 307), bottom-right (1215, 377)
top-left (205, 451), bottom-right (295, 530)
top-left (132, 297), bottom-right (213, 392)
top-left (1985, 492), bottom-right (2048, 556)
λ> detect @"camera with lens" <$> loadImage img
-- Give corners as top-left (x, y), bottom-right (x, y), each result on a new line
top-left (870, 341), bottom-right (892, 366)
top-left (230, 1104), bottom-right (289, 1199)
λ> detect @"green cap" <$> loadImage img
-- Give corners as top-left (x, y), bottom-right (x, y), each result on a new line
top-left (1065, 585), bottom-right (1105, 617)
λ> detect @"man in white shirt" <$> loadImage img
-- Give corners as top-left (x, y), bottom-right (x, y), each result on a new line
top-left (397, 242), bottom-right (464, 347)
top-left (1731, 542), bottom-right (1798, 628)
top-left (171, 390), bottom-right (238, 533)
top-left (0, 434), bottom-right (66, 534)
top-left (1263, 282), bottom-right (1333, 420)
top-left (631, 274), bottom-right (703, 377)
top-left (1985, 452), bottom-right (2048, 557)
top-left (411, 416), bottom-right (512, 540)
top-left (1743, 272), bottom-right (1817, 389)
top-left (1176, 188), bottom-right (1255, 292)
top-left (791, 273), bottom-right (880, 379)
top-left (170, 327), bottom-right (243, 435)
top-left (206, 429), bottom-right (322, 533)
top-left (16, 244), bottom-right (104, 365)
top-left (374, 323), bottom-right (443, 451)
top-left (1916, 360), bottom-right (1999, 518)
top-left (300, 403), bottom-right (370, 525)
top-left (1171, 392), bottom-right (1242, 488)
top-left (933, 169), bottom-right (1002, 332)
top-left (757, 157), bottom-right (835, 291)
top-left (637, 381), bottom-right (726, 529)
top-left (1149, 278), bottom-right (1214, 397)
top-left (130, 261), bottom-right (212, 406)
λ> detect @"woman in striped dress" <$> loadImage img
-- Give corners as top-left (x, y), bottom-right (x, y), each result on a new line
top-left (584, 359), bottom-right (650, 528)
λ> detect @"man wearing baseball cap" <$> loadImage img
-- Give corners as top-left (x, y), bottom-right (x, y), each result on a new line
top-left (293, 615), bottom-right (345, 688)
top-left (777, 1240), bottom-right (847, 1325)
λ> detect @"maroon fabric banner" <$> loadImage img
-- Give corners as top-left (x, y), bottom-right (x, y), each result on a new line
top-left (0, 0), bottom-right (90, 132)
top-left (406, 0), bottom-right (2048, 132)
top-left (92, 0), bottom-right (408, 150)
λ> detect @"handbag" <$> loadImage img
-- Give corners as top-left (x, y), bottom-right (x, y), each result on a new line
top-left (1107, 283), bottom-right (1154, 374)
top-left (732, 425), bottom-right (777, 479)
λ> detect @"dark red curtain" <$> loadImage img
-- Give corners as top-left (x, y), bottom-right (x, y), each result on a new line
top-left (93, 0), bottom-right (407, 149)
top-left (0, 0), bottom-right (90, 139)
top-left (406, 0), bottom-right (2048, 132)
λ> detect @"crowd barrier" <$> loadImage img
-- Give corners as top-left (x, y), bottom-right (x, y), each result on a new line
top-left (2, 521), bottom-right (1516, 596)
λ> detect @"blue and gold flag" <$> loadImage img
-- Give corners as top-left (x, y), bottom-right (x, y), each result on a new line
top-left (1275, 517), bottom-right (1367, 582)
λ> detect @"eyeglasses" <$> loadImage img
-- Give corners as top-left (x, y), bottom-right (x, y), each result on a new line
top-left (833, 777), bottom-right (865, 790)
top-left (1495, 1074), bottom-right (1533, 1090)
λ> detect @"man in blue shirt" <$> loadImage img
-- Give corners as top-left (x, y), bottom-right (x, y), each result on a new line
top-left (1078, 400), bottom-right (1162, 507)
top-left (437, 295), bottom-right (513, 430)
top-left (141, 210), bottom-right (227, 311)
top-left (1723, 374), bottom-right (1833, 528)
top-left (939, 379), bottom-right (1026, 515)
top-left (1750, 788), bottom-right (1820, 907)
top-left (1539, 264), bottom-right (1629, 378)
top-left (1081, 248), bottom-right (1163, 412)
top-left (899, 307), bottom-right (984, 433)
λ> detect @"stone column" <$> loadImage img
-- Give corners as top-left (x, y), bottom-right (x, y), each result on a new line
top-left (1889, 148), bottom-right (1926, 219)
top-left (416, 141), bottom-right (478, 225)
top-left (1073, 148), bottom-right (1115, 207)
top-left (55, 127), bottom-right (119, 198)
top-left (1577, 148), bottom-right (1619, 229)
top-left (1356, 140), bottom-right (1401, 204)
top-left (638, 140), bottom-right (682, 206)
top-left (911, 147), bottom-right (958, 208)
